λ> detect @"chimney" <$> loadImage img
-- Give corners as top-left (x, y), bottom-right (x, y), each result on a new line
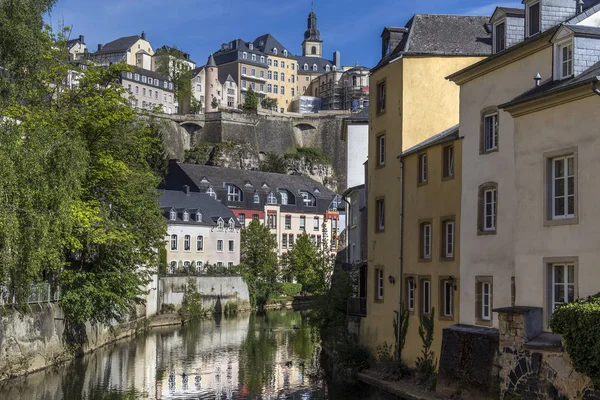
top-left (141, 31), bottom-right (146, 40)
top-left (79, 35), bottom-right (84, 44)
top-left (183, 185), bottom-right (190, 195)
top-left (333, 51), bottom-right (341, 70)
top-left (97, 44), bottom-right (103, 51)
top-left (221, 43), bottom-right (228, 51)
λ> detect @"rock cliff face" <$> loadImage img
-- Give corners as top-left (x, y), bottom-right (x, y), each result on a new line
top-left (160, 110), bottom-right (349, 193)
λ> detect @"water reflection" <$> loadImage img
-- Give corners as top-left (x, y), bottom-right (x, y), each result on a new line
top-left (0, 311), bottom-right (396, 400)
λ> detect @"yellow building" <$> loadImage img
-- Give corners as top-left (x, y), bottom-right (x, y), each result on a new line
top-left (400, 126), bottom-right (461, 367)
top-left (253, 34), bottom-right (298, 112)
top-left (92, 31), bottom-right (154, 68)
top-left (361, 14), bottom-right (490, 356)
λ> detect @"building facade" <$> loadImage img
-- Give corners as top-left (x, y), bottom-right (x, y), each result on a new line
top-left (120, 67), bottom-right (176, 113)
top-left (361, 14), bottom-right (490, 354)
top-left (92, 32), bottom-right (154, 67)
top-left (309, 65), bottom-right (370, 111)
top-left (67, 35), bottom-right (87, 61)
top-left (400, 126), bottom-right (462, 367)
top-left (158, 188), bottom-right (241, 272)
top-left (161, 162), bottom-right (342, 257)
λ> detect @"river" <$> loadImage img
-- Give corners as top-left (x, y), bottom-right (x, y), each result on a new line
top-left (0, 310), bottom-right (397, 400)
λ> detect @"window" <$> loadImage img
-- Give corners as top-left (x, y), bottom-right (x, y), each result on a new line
top-left (273, 48), bottom-right (278, 56)
top-left (217, 240), bottom-right (223, 252)
top-left (551, 155), bottom-right (575, 219)
top-left (442, 279), bottom-right (453, 317)
top-left (197, 236), bottom-right (204, 252)
top-left (312, 64), bottom-right (317, 71)
top-left (228, 262), bottom-right (234, 268)
top-left (313, 217), bottom-right (320, 231)
top-left (483, 113), bottom-right (498, 152)
top-left (291, 75), bottom-right (295, 83)
top-left (375, 269), bottom-right (384, 301)
top-left (377, 81), bottom-right (386, 113)
top-left (311, 235), bottom-right (316, 246)
top-left (281, 73), bottom-right (285, 82)
top-left (376, 198), bottom-right (385, 232)
top-left (218, 218), bottom-right (224, 230)
top-left (228, 240), bottom-right (234, 252)
top-left (196, 261), bottom-right (203, 270)
top-left (300, 191), bottom-right (316, 207)
top-left (443, 145), bottom-right (454, 178)
top-left (420, 222), bottom-right (432, 259)
top-left (559, 42), bottom-right (573, 79)
top-left (283, 50), bottom-right (288, 57)
top-left (281, 86), bottom-right (285, 95)
top-left (267, 84), bottom-right (272, 93)
top-left (238, 214), bottom-right (245, 226)
top-left (418, 154), bottom-right (428, 184)
top-left (285, 215), bottom-right (291, 229)
top-left (252, 214), bottom-right (259, 220)
top-left (299, 216), bottom-right (306, 231)
top-left (442, 220), bottom-right (454, 258)
top-left (476, 277), bottom-right (493, 323)
top-left (206, 187), bottom-right (217, 199)
top-left (279, 191), bottom-right (288, 205)
top-left (317, 235), bottom-right (321, 247)
top-left (170, 234), bottom-right (178, 251)
top-left (134, 73), bottom-right (140, 81)
top-left (268, 71), bottom-right (272, 80)
top-left (251, 68), bottom-right (256, 76)
top-left (135, 86), bottom-right (139, 95)
top-left (304, 63), bottom-right (308, 70)
top-left (421, 279), bottom-right (431, 314)
top-left (169, 210), bottom-right (176, 221)
top-left (252, 54), bottom-right (256, 61)
top-left (407, 278), bottom-right (415, 312)
top-left (253, 192), bottom-right (260, 204)
top-left (142, 76), bottom-right (147, 83)
top-left (326, 65), bottom-right (330, 72)
top-left (267, 214), bottom-right (277, 229)
top-left (281, 61), bottom-right (285, 68)
top-left (226, 184), bottom-right (243, 202)
top-left (242, 52), bottom-right (248, 59)
top-left (292, 88), bottom-right (295, 96)
top-left (267, 192), bottom-right (277, 204)
top-left (288, 234), bottom-right (295, 248)
top-left (260, 56), bottom-right (265, 63)
top-left (495, 22), bottom-right (506, 53)
top-left (527, 1), bottom-right (540, 37)
top-left (478, 184), bottom-right (497, 233)
top-left (148, 89), bottom-right (152, 98)
top-left (282, 234), bottom-right (288, 249)
top-left (251, 82), bottom-right (256, 90)
top-left (242, 67), bottom-right (247, 75)
top-left (273, 85), bottom-right (278, 94)
top-left (184, 235), bottom-right (191, 251)
top-left (267, 59), bottom-right (272, 66)
top-left (274, 72), bottom-right (278, 81)
top-left (229, 218), bottom-right (235, 230)
top-left (142, 88), bottom-right (146, 96)
top-left (377, 134), bottom-right (385, 166)
top-left (311, 46), bottom-right (317, 55)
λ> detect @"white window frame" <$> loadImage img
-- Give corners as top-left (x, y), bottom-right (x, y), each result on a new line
top-left (252, 54), bottom-right (256, 61)
top-left (407, 280), bottom-right (415, 312)
top-left (526, 1), bottom-right (541, 37)
top-left (170, 234), bottom-right (178, 251)
top-left (267, 192), bottom-right (277, 204)
top-left (196, 212), bottom-right (202, 222)
top-left (313, 217), bottom-right (319, 230)
top-left (493, 21), bottom-right (506, 53)
top-left (483, 113), bottom-right (498, 152)
top-left (184, 235), bottom-right (191, 251)
top-left (228, 240), bottom-right (234, 252)
top-left (419, 154), bottom-right (428, 183)
top-left (242, 52), bottom-right (247, 59)
top-left (422, 280), bottom-right (431, 314)
top-left (378, 135), bottom-right (385, 166)
top-left (445, 221), bottom-right (454, 258)
top-left (285, 215), bottom-right (291, 229)
top-left (558, 41), bottom-right (574, 80)
top-left (483, 188), bottom-right (497, 231)
top-left (443, 280), bottom-right (453, 317)
top-left (299, 217), bottom-right (306, 231)
top-left (376, 269), bottom-right (384, 300)
top-left (217, 240), bottom-right (223, 252)
top-left (197, 236), bottom-right (204, 252)
top-left (282, 234), bottom-right (288, 249)
top-left (253, 192), bottom-right (260, 204)
top-left (377, 199), bottom-right (385, 231)
top-left (169, 210), bottom-right (176, 221)
top-left (551, 263), bottom-right (576, 314)
top-left (482, 282), bottom-right (492, 320)
top-left (552, 155), bottom-right (575, 219)
top-left (226, 184), bottom-right (243, 202)
top-left (423, 223), bottom-right (432, 259)
top-left (183, 211), bottom-right (189, 222)
top-left (206, 187), bottom-right (217, 199)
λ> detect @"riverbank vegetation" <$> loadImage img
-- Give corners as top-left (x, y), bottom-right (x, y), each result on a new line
top-left (0, 0), bottom-right (167, 347)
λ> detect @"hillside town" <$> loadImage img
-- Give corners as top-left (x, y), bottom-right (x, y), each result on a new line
top-left (1, 0), bottom-right (600, 399)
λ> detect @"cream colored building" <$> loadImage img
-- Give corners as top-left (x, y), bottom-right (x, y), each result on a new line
top-left (191, 63), bottom-right (239, 111)
top-left (67, 35), bottom-right (87, 61)
top-left (120, 67), bottom-right (176, 114)
top-left (361, 15), bottom-right (490, 354)
top-left (92, 31), bottom-right (154, 67)
top-left (447, 0), bottom-right (600, 328)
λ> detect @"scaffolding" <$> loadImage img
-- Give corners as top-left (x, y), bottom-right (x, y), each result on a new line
top-left (319, 79), bottom-right (369, 111)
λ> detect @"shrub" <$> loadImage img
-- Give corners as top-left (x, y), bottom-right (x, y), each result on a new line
top-left (415, 307), bottom-right (438, 390)
top-left (223, 301), bottom-right (238, 317)
top-left (550, 294), bottom-right (600, 387)
top-left (285, 147), bottom-right (330, 164)
top-left (178, 280), bottom-right (204, 322)
top-left (280, 282), bottom-right (302, 297)
top-left (376, 342), bottom-right (410, 381)
top-left (334, 339), bottom-right (373, 372)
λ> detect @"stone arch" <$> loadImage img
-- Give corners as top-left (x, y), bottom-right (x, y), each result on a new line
top-left (180, 121), bottom-right (203, 147)
top-left (293, 123), bottom-right (318, 148)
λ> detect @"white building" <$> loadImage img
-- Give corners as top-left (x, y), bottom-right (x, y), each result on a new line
top-left (120, 67), bottom-right (176, 113)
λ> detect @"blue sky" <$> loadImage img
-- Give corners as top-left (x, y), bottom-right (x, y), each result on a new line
top-left (47, 0), bottom-right (522, 68)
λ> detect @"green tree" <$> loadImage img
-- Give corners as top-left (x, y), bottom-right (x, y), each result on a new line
top-left (260, 152), bottom-right (288, 174)
top-left (190, 98), bottom-right (202, 114)
top-left (236, 219), bottom-right (278, 305)
top-left (211, 96), bottom-right (219, 110)
top-left (262, 97), bottom-right (278, 110)
top-left (154, 45), bottom-right (192, 114)
top-left (285, 233), bottom-right (326, 295)
top-left (243, 88), bottom-right (259, 112)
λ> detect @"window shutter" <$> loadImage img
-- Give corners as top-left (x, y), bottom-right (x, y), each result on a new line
top-left (475, 281), bottom-right (483, 320)
top-left (477, 188), bottom-right (484, 232)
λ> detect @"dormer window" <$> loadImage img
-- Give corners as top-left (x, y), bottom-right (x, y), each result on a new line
top-left (243, 52), bottom-right (248, 59)
top-left (249, 43), bottom-right (253, 50)
top-left (312, 64), bottom-right (317, 71)
top-left (558, 41), bottom-right (573, 79)
top-left (494, 21), bottom-right (506, 53)
top-left (206, 187), bottom-right (217, 199)
top-left (183, 211), bottom-right (189, 221)
top-left (527, 1), bottom-right (541, 37)
top-left (332, 65), bottom-right (337, 71)
top-left (273, 48), bottom-right (278, 55)
top-left (300, 191), bottom-right (316, 207)
top-left (196, 212), bottom-right (202, 222)
top-left (304, 64), bottom-right (308, 70)
top-left (325, 65), bottom-right (330, 72)
top-left (225, 183), bottom-right (243, 202)
top-left (267, 192), bottom-right (277, 205)
top-left (253, 192), bottom-right (260, 204)
top-left (260, 56), bottom-right (265, 63)
top-left (218, 218), bottom-right (224, 230)
top-left (169, 210), bottom-right (177, 221)
top-left (229, 218), bottom-right (235, 229)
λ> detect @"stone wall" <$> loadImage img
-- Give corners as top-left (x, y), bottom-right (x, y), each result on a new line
top-left (158, 275), bottom-right (250, 312)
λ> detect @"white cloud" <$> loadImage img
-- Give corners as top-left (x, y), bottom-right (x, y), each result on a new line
top-left (462, 1), bottom-right (523, 16)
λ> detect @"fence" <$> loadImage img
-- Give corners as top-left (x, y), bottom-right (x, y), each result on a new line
top-left (0, 283), bottom-right (60, 306)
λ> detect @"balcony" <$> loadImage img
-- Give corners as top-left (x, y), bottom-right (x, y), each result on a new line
top-left (347, 297), bottom-right (367, 317)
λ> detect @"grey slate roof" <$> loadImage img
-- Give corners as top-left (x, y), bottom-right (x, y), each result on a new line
top-left (161, 162), bottom-right (339, 215)
top-left (564, 24), bottom-right (600, 37)
top-left (493, 7), bottom-right (525, 18)
top-left (213, 39), bottom-right (268, 68)
top-left (373, 15), bottom-right (491, 72)
top-left (121, 66), bottom-right (173, 91)
top-left (253, 34), bottom-right (295, 58)
top-left (67, 36), bottom-right (85, 49)
top-left (401, 124), bottom-right (460, 157)
top-left (499, 61), bottom-right (600, 109)
top-left (568, 0), bottom-right (600, 24)
top-left (95, 35), bottom-right (140, 55)
top-left (344, 106), bottom-right (369, 122)
top-left (296, 56), bottom-right (334, 74)
top-left (158, 189), bottom-right (239, 227)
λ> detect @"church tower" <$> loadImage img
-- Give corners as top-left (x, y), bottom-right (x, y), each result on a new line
top-left (302, 9), bottom-right (323, 57)
top-left (204, 54), bottom-right (219, 113)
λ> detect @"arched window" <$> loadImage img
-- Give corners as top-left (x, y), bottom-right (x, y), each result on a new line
top-left (229, 218), bottom-right (235, 229)
top-left (325, 65), bottom-right (330, 72)
top-left (226, 183), bottom-right (243, 202)
top-left (170, 234), bottom-right (178, 251)
top-left (196, 260), bottom-right (203, 270)
top-left (303, 63), bottom-right (308, 70)
top-left (184, 235), bottom-right (191, 251)
top-left (280, 191), bottom-right (288, 205)
top-left (273, 48), bottom-right (278, 55)
top-left (311, 46), bottom-right (317, 55)
top-left (196, 212), bottom-right (202, 222)
top-left (242, 52), bottom-right (248, 59)
top-left (281, 72), bottom-right (285, 81)
top-left (183, 211), bottom-right (189, 221)
top-left (206, 187), bottom-right (217, 199)
top-left (332, 65), bottom-right (337, 71)
top-left (312, 64), bottom-right (317, 71)
top-left (170, 261), bottom-right (177, 273)
top-left (267, 192), bottom-right (277, 204)
top-left (218, 218), bottom-right (225, 230)
top-left (352, 75), bottom-right (357, 86)
top-left (197, 235), bottom-right (204, 251)
top-left (169, 210), bottom-right (176, 221)
top-left (260, 56), bottom-right (265, 63)
top-left (283, 50), bottom-right (288, 56)
top-left (254, 192), bottom-right (260, 204)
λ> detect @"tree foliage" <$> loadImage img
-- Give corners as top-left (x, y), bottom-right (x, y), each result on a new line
top-left (550, 294), bottom-right (600, 387)
top-left (262, 97), bottom-right (278, 109)
top-left (243, 88), bottom-right (259, 112)
top-left (154, 45), bottom-right (192, 114)
top-left (260, 152), bottom-right (288, 174)
top-left (0, 1), bottom-right (167, 332)
top-left (284, 233), bottom-right (327, 295)
top-left (236, 219), bottom-right (278, 305)
top-left (415, 307), bottom-right (438, 388)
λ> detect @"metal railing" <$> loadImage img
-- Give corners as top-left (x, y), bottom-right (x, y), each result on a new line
top-left (0, 283), bottom-right (60, 306)
top-left (347, 297), bottom-right (367, 317)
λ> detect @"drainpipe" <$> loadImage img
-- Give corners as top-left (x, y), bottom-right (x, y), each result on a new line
top-left (593, 79), bottom-right (600, 96)
top-left (397, 156), bottom-right (405, 360)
